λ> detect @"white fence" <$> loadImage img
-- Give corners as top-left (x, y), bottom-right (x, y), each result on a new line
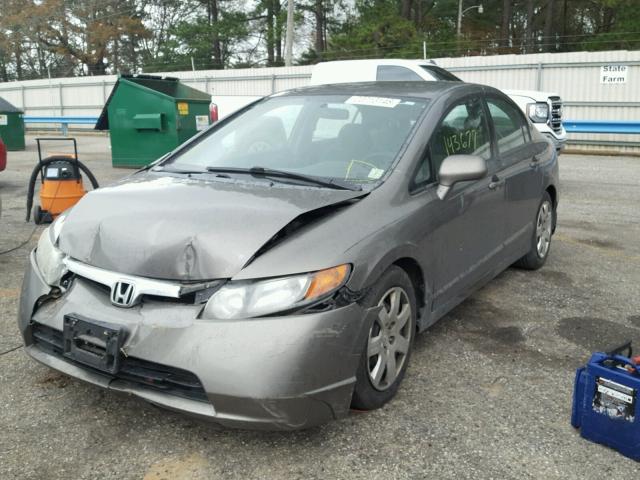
top-left (1, 50), bottom-right (639, 152)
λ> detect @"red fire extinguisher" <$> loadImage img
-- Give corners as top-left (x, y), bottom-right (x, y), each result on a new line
top-left (209, 102), bottom-right (219, 123)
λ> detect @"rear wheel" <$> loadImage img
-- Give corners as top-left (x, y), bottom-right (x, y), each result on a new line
top-left (352, 266), bottom-right (416, 410)
top-left (33, 206), bottom-right (43, 225)
top-left (514, 192), bottom-right (554, 270)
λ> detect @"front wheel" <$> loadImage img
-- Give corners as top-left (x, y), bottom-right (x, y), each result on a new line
top-left (351, 266), bottom-right (417, 410)
top-left (514, 192), bottom-right (554, 270)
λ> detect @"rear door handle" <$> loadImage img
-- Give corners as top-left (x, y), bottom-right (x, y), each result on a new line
top-left (488, 175), bottom-right (504, 190)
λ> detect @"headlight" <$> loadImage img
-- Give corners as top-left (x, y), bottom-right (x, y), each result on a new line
top-left (35, 217), bottom-right (68, 286)
top-left (202, 264), bottom-right (350, 320)
top-left (527, 102), bottom-right (549, 123)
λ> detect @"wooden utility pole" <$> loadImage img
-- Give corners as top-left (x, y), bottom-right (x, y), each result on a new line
top-left (285, 0), bottom-right (294, 66)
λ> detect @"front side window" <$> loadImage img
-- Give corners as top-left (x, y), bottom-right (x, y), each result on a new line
top-left (165, 94), bottom-right (429, 186)
top-left (428, 96), bottom-right (492, 177)
top-left (486, 97), bottom-right (529, 162)
top-left (377, 66), bottom-right (424, 82)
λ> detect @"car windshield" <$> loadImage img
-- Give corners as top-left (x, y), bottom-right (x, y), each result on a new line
top-left (163, 94), bottom-right (429, 186)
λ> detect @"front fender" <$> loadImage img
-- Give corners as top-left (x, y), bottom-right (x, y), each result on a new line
top-left (18, 251), bottom-right (53, 338)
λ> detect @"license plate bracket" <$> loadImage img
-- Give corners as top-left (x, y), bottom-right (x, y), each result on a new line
top-left (62, 314), bottom-right (125, 374)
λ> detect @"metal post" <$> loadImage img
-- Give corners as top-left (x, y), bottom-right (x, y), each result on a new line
top-left (536, 63), bottom-right (543, 90)
top-left (423, 41), bottom-right (427, 60)
top-left (47, 65), bottom-right (55, 121)
top-left (58, 83), bottom-right (63, 118)
top-left (271, 74), bottom-right (276, 94)
top-left (457, 2), bottom-right (483, 40)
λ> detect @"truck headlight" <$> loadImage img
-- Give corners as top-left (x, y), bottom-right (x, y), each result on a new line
top-left (528, 102), bottom-right (549, 123)
top-left (35, 217), bottom-right (68, 286)
top-left (202, 264), bottom-right (350, 320)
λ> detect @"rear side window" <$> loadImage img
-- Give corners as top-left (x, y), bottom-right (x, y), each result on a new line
top-left (429, 96), bottom-right (492, 176)
top-left (377, 66), bottom-right (423, 82)
top-left (420, 66), bottom-right (462, 81)
top-left (311, 104), bottom-right (359, 141)
top-left (486, 97), bottom-right (529, 159)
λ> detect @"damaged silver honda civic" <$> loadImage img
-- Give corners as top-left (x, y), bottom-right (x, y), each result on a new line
top-left (19, 82), bottom-right (558, 429)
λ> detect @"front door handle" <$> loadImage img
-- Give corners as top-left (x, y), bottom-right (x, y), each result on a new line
top-left (488, 175), bottom-right (504, 190)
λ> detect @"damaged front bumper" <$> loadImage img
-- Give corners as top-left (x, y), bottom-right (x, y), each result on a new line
top-left (18, 251), bottom-right (372, 430)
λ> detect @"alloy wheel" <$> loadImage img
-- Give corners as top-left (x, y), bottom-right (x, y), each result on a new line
top-left (367, 286), bottom-right (412, 391)
top-left (536, 200), bottom-right (553, 258)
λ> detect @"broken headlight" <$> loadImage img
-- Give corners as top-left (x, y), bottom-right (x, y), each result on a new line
top-left (35, 216), bottom-right (68, 286)
top-left (202, 264), bottom-right (350, 319)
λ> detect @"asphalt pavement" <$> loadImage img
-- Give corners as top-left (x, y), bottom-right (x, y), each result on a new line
top-left (1, 135), bottom-right (639, 479)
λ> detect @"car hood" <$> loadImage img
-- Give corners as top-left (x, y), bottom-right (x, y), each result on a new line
top-left (58, 173), bottom-right (365, 281)
top-left (501, 89), bottom-right (559, 101)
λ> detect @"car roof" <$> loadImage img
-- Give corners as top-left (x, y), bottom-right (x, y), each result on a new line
top-left (277, 81), bottom-right (479, 100)
top-left (315, 59), bottom-right (435, 68)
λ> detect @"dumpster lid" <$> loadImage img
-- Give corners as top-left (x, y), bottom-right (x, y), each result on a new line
top-left (0, 97), bottom-right (23, 113)
top-left (95, 74), bottom-right (211, 130)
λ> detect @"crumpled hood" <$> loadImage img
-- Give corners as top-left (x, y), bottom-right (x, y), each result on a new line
top-left (58, 173), bottom-right (364, 281)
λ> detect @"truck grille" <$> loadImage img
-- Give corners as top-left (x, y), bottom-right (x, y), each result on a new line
top-left (30, 322), bottom-right (209, 402)
top-left (549, 96), bottom-right (563, 133)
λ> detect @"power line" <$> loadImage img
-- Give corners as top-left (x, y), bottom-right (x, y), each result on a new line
top-left (319, 31), bottom-right (640, 55)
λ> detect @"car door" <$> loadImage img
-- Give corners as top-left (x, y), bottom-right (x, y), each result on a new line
top-left (485, 95), bottom-right (544, 258)
top-left (413, 95), bottom-right (505, 315)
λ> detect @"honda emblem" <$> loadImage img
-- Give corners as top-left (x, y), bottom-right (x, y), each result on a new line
top-left (111, 281), bottom-right (136, 308)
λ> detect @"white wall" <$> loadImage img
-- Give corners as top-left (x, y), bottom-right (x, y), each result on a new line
top-left (1, 51), bottom-right (638, 152)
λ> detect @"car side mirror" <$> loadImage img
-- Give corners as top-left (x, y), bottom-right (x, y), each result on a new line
top-left (436, 155), bottom-right (488, 200)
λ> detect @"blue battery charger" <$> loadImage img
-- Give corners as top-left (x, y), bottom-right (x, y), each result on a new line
top-left (571, 342), bottom-right (639, 461)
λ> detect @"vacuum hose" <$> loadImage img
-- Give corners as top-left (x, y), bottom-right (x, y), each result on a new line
top-left (26, 158), bottom-right (100, 222)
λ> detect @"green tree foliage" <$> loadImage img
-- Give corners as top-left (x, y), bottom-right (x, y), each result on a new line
top-left (325, 1), bottom-right (420, 60)
top-left (0, 0), bottom-right (638, 79)
top-left (150, 1), bottom-right (249, 71)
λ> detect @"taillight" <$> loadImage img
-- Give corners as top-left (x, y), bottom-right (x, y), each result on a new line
top-left (0, 139), bottom-right (7, 172)
top-left (209, 103), bottom-right (219, 123)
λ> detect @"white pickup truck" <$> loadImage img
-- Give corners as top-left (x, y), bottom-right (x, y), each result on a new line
top-left (309, 59), bottom-right (566, 151)
top-left (209, 59), bottom-right (566, 151)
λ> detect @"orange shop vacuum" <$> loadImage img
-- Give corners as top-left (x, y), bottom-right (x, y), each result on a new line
top-left (26, 138), bottom-right (99, 224)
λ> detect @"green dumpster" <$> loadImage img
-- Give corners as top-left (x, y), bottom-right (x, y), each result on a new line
top-left (0, 97), bottom-right (26, 151)
top-left (95, 74), bottom-right (212, 168)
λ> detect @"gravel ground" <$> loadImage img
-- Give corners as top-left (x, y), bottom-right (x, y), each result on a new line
top-left (1, 135), bottom-right (639, 479)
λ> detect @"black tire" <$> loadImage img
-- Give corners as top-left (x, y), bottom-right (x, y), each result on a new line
top-left (33, 206), bottom-right (43, 225)
top-left (514, 191), bottom-right (555, 270)
top-left (351, 265), bottom-right (417, 410)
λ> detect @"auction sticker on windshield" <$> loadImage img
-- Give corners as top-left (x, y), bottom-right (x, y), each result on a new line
top-left (346, 96), bottom-right (402, 108)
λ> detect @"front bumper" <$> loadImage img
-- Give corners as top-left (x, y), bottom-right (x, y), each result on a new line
top-left (544, 132), bottom-right (567, 151)
top-left (18, 252), bottom-right (373, 430)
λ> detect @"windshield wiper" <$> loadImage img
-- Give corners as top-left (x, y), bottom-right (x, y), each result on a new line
top-left (205, 166), bottom-right (362, 191)
top-left (152, 165), bottom-right (206, 174)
